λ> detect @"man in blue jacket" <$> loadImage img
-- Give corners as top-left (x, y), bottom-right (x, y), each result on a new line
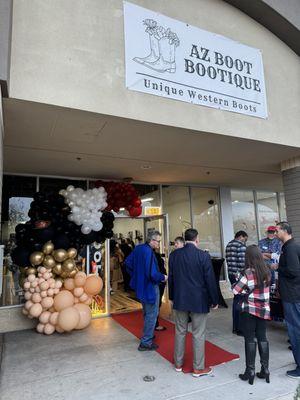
top-left (125, 231), bottom-right (167, 351)
top-left (169, 228), bottom-right (218, 377)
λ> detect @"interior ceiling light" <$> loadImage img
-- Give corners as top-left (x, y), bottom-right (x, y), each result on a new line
top-left (141, 197), bottom-right (154, 203)
top-left (141, 164), bottom-right (152, 169)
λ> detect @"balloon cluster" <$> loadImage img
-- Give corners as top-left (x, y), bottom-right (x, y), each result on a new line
top-left (94, 181), bottom-right (142, 217)
top-left (22, 268), bottom-right (103, 334)
top-left (60, 186), bottom-right (108, 234)
top-left (29, 241), bottom-right (80, 280)
top-left (11, 189), bottom-right (115, 271)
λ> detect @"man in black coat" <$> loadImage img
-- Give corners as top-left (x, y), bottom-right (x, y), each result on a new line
top-left (276, 221), bottom-right (300, 379)
top-left (169, 228), bottom-right (218, 377)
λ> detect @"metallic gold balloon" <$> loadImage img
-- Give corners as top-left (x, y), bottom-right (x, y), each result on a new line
top-left (26, 267), bottom-right (37, 275)
top-left (30, 252), bottom-right (44, 266)
top-left (42, 241), bottom-right (54, 255)
top-left (43, 255), bottom-right (56, 270)
top-left (69, 269), bottom-right (77, 278)
top-left (53, 263), bottom-right (62, 275)
top-left (19, 274), bottom-right (26, 288)
top-left (52, 249), bottom-right (68, 263)
top-left (62, 259), bottom-right (76, 273)
top-left (60, 271), bottom-right (69, 279)
top-left (67, 248), bottom-right (77, 259)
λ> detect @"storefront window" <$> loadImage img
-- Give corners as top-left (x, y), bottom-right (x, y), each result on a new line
top-left (231, 189), bottom-right (258, 245)
top-left (191, 188), bottom-right (221, 256)
top-left (162, 186), bottom-right (191, 242)
top-left (1, 175), bottom-right (37, 306)
top-left (256, 191), bottom-right (279, 239)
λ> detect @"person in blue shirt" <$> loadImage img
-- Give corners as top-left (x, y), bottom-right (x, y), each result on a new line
top-left (258, 226), bottom-right (282, 284)
top-left (125, 230), bottom-right (167, 351)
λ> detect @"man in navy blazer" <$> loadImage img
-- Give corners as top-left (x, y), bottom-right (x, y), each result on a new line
top-left (169, 228), bottom-right (218, 377)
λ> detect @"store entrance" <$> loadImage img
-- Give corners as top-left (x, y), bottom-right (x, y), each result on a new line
top-left (109, 214), bottom-right (169, 314)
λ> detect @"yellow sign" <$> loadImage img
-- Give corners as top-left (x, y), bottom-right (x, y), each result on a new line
top-left (145, 206), bottom-right (161, 216)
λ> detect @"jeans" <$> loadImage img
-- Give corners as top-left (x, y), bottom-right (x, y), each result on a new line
top-left (141, 285), bottom-right (160, 346)
top-left (239, 312), bottom-right (267, 342)
top-left (283, 301), bottom-right (300, 368)
top-left (229, 274), bottom-right (242, 332)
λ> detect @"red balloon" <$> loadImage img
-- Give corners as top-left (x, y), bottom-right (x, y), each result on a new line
top-left (133, 198), bottom-right (142, 207)
top-left (129, 207), bottom-right (142, 217)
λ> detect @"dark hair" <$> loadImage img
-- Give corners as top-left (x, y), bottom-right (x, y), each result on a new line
top-left (110, 239), bottom-right (117, 256)
top-left (245, 245), bottom-right (270, 287)
top-left (184, 228), bottom-right (198, 241)
top-left (276, 221), bottom-right (292, 235)
top-left (235, 230), bottom-right (248, 239)
top-left (174, 236), bottom-right (184, 243)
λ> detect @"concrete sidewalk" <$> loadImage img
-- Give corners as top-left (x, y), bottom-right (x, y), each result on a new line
top-left (0, 303), bottom-right (299, 400)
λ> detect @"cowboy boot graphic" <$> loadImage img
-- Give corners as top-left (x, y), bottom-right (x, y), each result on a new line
top-left (133, 19), bottom-right (160, 65)
top-left (143, 28), bottom-right (179, 73)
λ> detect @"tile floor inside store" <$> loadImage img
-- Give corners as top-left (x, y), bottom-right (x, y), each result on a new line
top-left (0, 301), bottom-right (299, 400)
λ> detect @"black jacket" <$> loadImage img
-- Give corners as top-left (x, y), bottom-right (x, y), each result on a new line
top-left (168, 243), bottom-right (218, 313)
top-left (278, 238), bottom-right (300, 302)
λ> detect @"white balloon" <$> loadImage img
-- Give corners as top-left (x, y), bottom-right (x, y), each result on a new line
top-left (68, 214), bottom-right (74, 221)
top-left (81, 225), bottom-right (92, 234)
top-left (67, 185), bottom-right (75, 192)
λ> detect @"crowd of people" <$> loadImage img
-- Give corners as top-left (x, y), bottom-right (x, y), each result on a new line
top-left (123, 222), bottom-right (300, 382)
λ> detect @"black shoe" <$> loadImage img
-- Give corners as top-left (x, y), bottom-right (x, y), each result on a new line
top-left (286, 368), bottom-right (300, 379)
top-left (256, 341), bottom-right (270, 383)
top-left (138, 343), bottom-right (159, 351)
top-left (239, 341), bottom-right (256, 385)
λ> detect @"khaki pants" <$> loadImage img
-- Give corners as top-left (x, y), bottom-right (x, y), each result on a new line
top-left (174, 310), bottom-right (208, 370)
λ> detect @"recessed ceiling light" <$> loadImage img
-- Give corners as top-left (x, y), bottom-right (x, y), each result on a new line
top-left (141, 164), bottom-right (152, 170)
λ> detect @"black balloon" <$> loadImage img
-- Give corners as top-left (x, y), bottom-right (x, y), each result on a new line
top-left (53, 233), bottom-right (70, 249)
top-left (11, 247), bottom-right (31, 267)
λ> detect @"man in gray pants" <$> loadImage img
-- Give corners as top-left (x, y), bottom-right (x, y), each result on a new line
top-left (169, 228), bottom-right (219, 377)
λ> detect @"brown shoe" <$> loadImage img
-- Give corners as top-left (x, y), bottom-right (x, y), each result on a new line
top-left (192, 367), bottom-right (213, 377)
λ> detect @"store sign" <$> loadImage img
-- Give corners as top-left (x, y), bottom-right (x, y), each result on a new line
top-left (144, 206), bottom-right (161, 216)
top-left (123, 2), bottom-right (268, 119)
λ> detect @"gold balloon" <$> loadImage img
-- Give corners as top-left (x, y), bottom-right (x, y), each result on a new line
top-left (60, 271), bottom-right (69, 279)
top-left (69, 269), bottom-right (77, 278)
top-left (62, 259), bottom-right (76, 273)
top-left (43, 255), bottom-right (56, 270)
top-left (67, 248), bottom-right (77, 259)
top-left (20, 267), bottom-right (27, 274)
top-left (52, 249), bottom-right (68, 263)
top-left (26, 267), bottom-right (37, 276)
top-left (19, 274), bottom-right (26, 288)
top-left (42, 241), bottom-right (54, 255)
top-left (30, 252), bottom-right (44, 266)
top-left (53, 263), bottom-right (62, 275)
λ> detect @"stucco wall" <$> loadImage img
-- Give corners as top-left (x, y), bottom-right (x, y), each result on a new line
top-left (8, 0), bottom-right (300, 147)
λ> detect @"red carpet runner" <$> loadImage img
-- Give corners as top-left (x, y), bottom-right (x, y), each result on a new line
top-left (112, 311), bottom-right (239, 373)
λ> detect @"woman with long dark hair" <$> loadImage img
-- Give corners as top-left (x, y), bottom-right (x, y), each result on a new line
top-left (232, 244), bottom-right (271, 385)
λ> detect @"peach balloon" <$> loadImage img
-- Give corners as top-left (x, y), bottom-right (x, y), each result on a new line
top-left (53, 288), bottom-right (59, 295)
top-left (35, 286), bottom-right (41, 293)
top-left (48, 306), bottom-right (55, 313)
top-left (53, 290), bottom-right (74, 312)
top-left (29, 303), bottom-right (43, 317)
top-left (39, 267), bottom-right (47, 274)
top-left (32, 293), bottom-right (42, 303)
top-left (40, 281), bottom-right (49, 291)
top-left (74, 272), bottom-right (87, 287)
top-left (84, 296), bottom-right (93, 306)
top-left (28, 274), bottom-right (36, 283)
top-left (24, 291), bottom-right (32, 300)
top-left (41, 297), bottom-right (54, 309)
top-left (22, 308), bottom-right (29, 315)
top-left (73, 287), bottom-right (84, 298)
top-left (36, 323), bottom-right (45, 333)
top-left (79, 293), bottom-right (88, 303)
top-left (41, 290), bottom-right (47, 298)
top-left (44, 323), bottom-right (55, 335)
top-left (74, 303), bottom-right (92, 330)
top-left (55, 280), bottom-right (63, 289)
top-left (25, 300), bottom-right (33, 310)
top-left (84, 275), bottom-right (103, 296)
top-left (58, 307), bottom-right (80, 331)
top-left (24, 281), bottom-right (30, 290)
top-left (47, 288), bottom-right (54, 296)
top-left (38, 273), bottom-right (42, 277)
top-left (49, 311), bottom-right (59, 326)
top-left (38, 278), bottom-right (45, 284)
top-left (74, 297), bottom-right (79, 304)
top-left (29, 288), bottom-right (35, 293)
top-left (39, 311), bottom-right (51, 324)
top-left (56, 325), bottom-right (64, 333)
top-left (44, 272), bottom-right (51, 280)
top-left (64, 278), bottom-right (75, 291)
top-left (30, 280), bottom-right (38, 288)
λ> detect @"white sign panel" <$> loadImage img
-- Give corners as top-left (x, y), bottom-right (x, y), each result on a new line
top-left (123, 2), bottom-right (268, 119)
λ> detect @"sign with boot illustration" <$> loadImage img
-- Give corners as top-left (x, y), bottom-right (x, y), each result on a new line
top-left (124, 2), bottom-right (267, 119)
